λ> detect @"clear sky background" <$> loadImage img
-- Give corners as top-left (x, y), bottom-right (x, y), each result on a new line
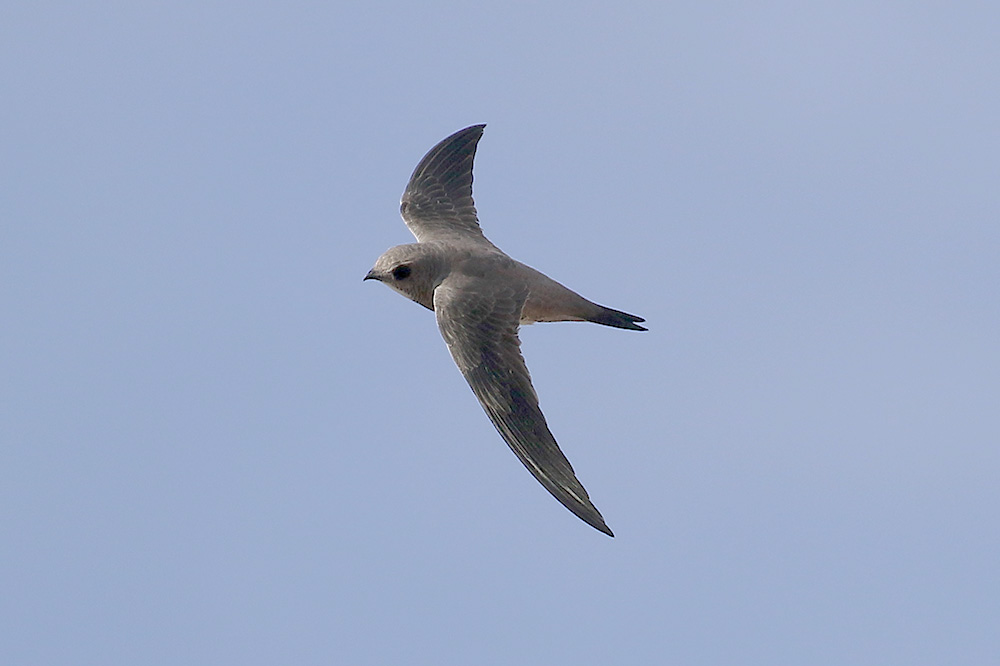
top-left (3, 3), bottom-right (998, 664)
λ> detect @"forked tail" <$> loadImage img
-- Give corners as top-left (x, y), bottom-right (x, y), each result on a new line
top-left (587, 305), bottom-right (647, 331)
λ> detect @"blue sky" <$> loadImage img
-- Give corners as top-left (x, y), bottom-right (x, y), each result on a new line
top-left (3, 2), bottom-right (998, 664)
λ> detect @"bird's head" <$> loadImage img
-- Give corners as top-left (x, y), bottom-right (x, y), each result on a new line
top-left (364, 244), bottom-right (444, 311)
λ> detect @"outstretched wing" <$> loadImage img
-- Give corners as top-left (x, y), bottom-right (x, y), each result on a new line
top-left (433, 275), bottom-right (614, 536)
top-left (400, 125), bottom-right (492, 244)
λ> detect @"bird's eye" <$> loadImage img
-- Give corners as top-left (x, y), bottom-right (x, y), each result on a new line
top-left (392, 265), bottom-right (412, 280)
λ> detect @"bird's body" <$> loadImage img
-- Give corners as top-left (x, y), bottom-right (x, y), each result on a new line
top-left (365, 125), bottom-right (645, 536)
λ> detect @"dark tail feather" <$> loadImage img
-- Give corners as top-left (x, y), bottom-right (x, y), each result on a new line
top-left (587, 305), bottom-right (647, 331)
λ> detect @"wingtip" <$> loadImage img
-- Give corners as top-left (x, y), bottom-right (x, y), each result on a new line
top-left (578, 507), bottom-right (615, 537)
top-left (446, 123), bottom-right (486, 143)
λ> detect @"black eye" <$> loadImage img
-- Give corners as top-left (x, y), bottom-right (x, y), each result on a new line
top-left (392, 264), bottom-right (412, 280)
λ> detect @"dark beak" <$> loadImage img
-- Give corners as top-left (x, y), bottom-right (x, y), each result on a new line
top-left (363, 269), bottom-right (380, 282)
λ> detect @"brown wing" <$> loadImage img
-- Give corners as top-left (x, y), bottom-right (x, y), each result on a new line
top-left (433, 276), bottom-right (614, 536)
top-left (400, 125), bottom-right (492, 244)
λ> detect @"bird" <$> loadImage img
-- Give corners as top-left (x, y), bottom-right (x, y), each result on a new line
top-left (365, 125), bottom-right (645, 536)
